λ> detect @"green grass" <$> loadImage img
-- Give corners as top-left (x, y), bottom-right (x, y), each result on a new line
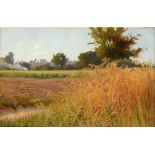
top-left (0, 99), bottom-right (152, 127)
top-left (0, 95), bottom-right (55, 111)
top-left (0, 98), bottom-right (15, 109)
top-left (0, 70), bottom-right (85, 79)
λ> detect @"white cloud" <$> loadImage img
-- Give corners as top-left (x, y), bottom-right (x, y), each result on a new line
top-left (32, 43), bottom-right (41, 50)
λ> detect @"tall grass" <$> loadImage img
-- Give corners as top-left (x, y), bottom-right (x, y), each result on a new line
top-left (67, 66), bottom-right (155, 126)
top-left (0, 67), bottom-right (155, 126)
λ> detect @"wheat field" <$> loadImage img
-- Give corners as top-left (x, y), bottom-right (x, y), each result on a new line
top-left (0, 67), bottom-right (155, 126)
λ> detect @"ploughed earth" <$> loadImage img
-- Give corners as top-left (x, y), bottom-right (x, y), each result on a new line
top-left (0, 78), bottom-right (71, 116)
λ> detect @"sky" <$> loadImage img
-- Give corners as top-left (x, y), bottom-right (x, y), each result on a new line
top-left (0, 27), bottom-right (155, 63)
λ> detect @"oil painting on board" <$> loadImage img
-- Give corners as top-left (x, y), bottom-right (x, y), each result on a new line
top-left (0, 27), bottom-right (154, 127)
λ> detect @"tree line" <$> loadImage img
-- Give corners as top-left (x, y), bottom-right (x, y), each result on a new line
top-left (1, 27), bottom-right (147, 70)
top-left (52, 28), bottom-right (143, 68)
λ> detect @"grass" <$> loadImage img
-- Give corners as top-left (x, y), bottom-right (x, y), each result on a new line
top-left (0, 95), bottom-right (56, 110)
top-left (0, 70), bottom-right (85, 79)
top-left (0, 67), bottom-right (155, 126)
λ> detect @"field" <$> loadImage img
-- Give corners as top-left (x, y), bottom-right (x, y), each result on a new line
top-left (0, 70), bottom-right (84, 78)
top-left (0, 67), bottom-right (155, 126)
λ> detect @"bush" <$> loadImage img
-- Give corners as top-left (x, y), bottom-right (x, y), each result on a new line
top-left (19, 62), bottom-right (31, 70)
top-left (63, 64), bottom-right (79, 70)
top-left (32, 63), bottom-right (53, 70)
top-left (77, 51), bottom-right (101, 68)
top-left (95, 58), bottom-right (153, 69)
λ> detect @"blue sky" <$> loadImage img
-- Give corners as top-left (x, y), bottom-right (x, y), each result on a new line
top-left (0, 27), bottom-right (154, 63)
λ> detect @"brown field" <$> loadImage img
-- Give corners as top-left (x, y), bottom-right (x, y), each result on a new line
top-left (0, 77), bottom-right (70, 98)
top-left (0, 67), bottom-right (155, 126)
top-left (0, 78), bottom-right (71, 115)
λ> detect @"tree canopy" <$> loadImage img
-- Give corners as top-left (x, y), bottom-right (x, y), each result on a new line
top-left (51, 52), bottom-right (67, 67)
top-left (77, 51), bottom-right (101, 68)
top-left (89, 27), bottom-right (143, 60)
top-left (5, 52), bottom-right (14, 64)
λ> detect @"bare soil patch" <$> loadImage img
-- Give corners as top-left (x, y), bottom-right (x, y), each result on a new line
top-left (0, 78), bottom-right (71, 115)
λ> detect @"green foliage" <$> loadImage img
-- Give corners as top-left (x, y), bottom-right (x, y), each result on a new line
top-left (0, 70), bottom-right (83, 79)
top-left (97, 58), bottom-right (154, 68)
top-left (51, 53), bottom-right (67, 68)
top-left (5, 52), bottom-right (14, 64)
top-left (19, 61), bottom-right (31, 70)
top-left (14, 96), bottom-right (54, 108)
top-left (89, 27), bottom-right (143, 60)
top-left (0, 72), bottom-right (69, 79)
top-left (63, 64), bottom-right (79, 70)
top-left (0, 97), bottom-right (15, 109)
top-left (32, 63), bottom-right (52, 70)
top-left (77, 51), bottom-right (101, 68)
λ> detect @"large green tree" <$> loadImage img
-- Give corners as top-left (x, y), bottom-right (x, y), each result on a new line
top-left (77, 51), bottom-right (101, 68)
top-left (89, 27), bottom-right (142, 60)
top-left (51, 52), bottom-right (67, 67)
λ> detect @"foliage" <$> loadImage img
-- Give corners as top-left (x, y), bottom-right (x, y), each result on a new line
top-left (63, 64), bottom-right (79, 70)
top-left (97, 58), bottom-right (154, 68)
top-left (0, 64), bottom-right (8, 70)
top-left (32, 63), bottom-right (52, 70)
top-left (19, 61), bottom-right (31, 70)
top-left (77, 51), bottom-right (101, 68)
top-left (4, 52), bottom-right (14, 64)
top-left (0, 70), bottom-right (83, 79)
top-left (52, 53), bottom-right (68, 68)
top-left (89, 27), bottom-right (143, 60)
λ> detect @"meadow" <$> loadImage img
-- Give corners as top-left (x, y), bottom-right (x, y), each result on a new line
top-left (0, 67), bottom-right (155, 126)
top-left (0, 70), bottom-right (84, 79)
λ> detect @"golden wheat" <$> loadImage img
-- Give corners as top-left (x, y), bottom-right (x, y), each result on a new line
top-left (68, 67), bottom-right (155, 126)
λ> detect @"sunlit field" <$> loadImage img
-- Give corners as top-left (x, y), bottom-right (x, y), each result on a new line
top-left (0, 70), bottom-right (86, 78)
top-left (0, 67), bottom-right (154, 126)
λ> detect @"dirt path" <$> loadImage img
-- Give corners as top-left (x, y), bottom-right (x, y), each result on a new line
top-left (0, 78), bottom-right (71, 116)
top-left (0, 107), bottom-right (43, 121)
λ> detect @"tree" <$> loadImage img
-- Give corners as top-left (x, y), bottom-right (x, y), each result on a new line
top-left (5, 52), bottom-right (14, 64)
top-left (19, 61), bottom-right (31, 70)
top-left (89, 27), bottom-right (143, 60)
top-left (77, 51), bottom-right (101, 68)
top-left (51, 53), bottom-right (67, 68)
